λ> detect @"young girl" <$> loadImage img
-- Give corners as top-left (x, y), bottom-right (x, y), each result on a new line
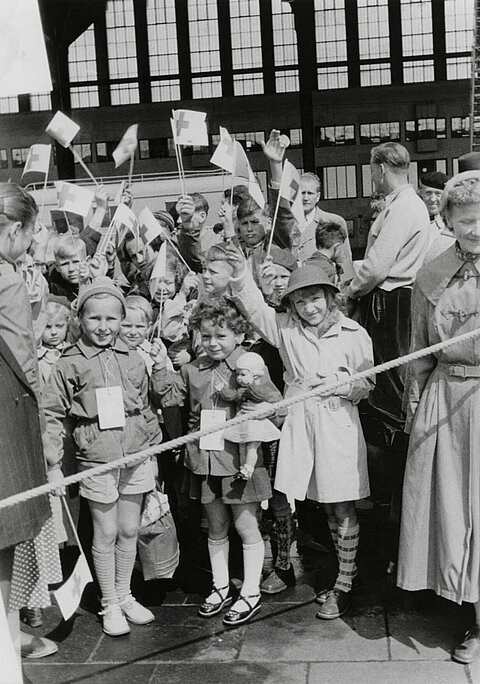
top-left (152, 297), bottom-right (276, 625)
top-left (37, 297), bottom-right (70, 391)
top-left (227, 248), bottom-right (374, 620)
top-left (42, 277), bottom-right (159, 637)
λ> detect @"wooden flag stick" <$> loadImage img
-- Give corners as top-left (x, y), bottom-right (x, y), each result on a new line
top-left (68, 145), bottom-right (100, 187)
top-left (127, 151), bottom-right (135, 189)
top-left (229, 140), bottom-right (237, 211)
top-left (156, 288), bottom-right (164, 340)
top-left (39, 170), bottom-right (49, 222)
top-left (265, 184), bottom-right (283, 259)
top-left (162, 231), bottom-right (192, 272)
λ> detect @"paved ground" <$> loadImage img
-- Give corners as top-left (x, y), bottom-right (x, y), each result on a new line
top-left (21, 503), bottom-right (480, 684)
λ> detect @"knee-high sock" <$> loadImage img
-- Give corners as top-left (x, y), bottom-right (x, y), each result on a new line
top-left (241, 540), bottom-right (264, 596)
top-left (274, 514), bottom-right (295, 571)
top-left (327, 517), bottom-right (339, 553)
top-left (115, 540), bottom-right (137, 603)
top-left (334, 523), bottom-right (359, 592)
top-left (92, 544), bottom-right (117, 607)
top-left (207, 536), bottom-right (229, 602)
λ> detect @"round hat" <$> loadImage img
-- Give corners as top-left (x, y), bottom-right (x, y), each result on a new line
top-left (458, 152), bottom-right (480, 173)
top-left (270, 245), bottom-right (297, 273)
top-left (77, 277), bottom-right (126, 314)
top-left (419, 171), bottom-right (448, 190)
top-left (153, 210), bottom-right (175, 233)
top-left (282, 263), bottom-right (339, 303)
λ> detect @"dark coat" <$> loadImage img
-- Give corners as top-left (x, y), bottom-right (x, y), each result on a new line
top-left (0, 334), bottom-right (50, 550)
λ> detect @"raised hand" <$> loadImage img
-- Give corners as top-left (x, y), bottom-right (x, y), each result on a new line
top-left (150, 339), bottom-right (169, 366)
top-left (261, 129), bottom-right (290, 165)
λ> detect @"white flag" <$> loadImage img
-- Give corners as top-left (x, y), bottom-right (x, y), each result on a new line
top-left (112, 203), bottom-right (139, 245)
top-left (149, 241), bottom-right (168, 298)
top-left (56, 181), bottom-right (94, 217)
top-left (22, 144), bottom-right (51, 177)
top-left (172, 109), bottom-right (208, 146)
top-left (54, 553), bottom-right (93, 621)
top-left (112, 124), bottom-right (138, 168)
top-left (233, 141), bottom-right (265, 209)
top-left (138, 207), bottom-right (163, 246)
top-left (46, 111), bottom-right (80, 148)
top-left (210, 127), bottom-right (234, 173)
top-left (279, 159), bottom-right (306, 230)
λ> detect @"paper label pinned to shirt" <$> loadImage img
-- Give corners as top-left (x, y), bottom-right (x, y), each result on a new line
top-left (199, 409), bottom-right (226, 451)
top-left (96, 386), bottom-right (126, 429)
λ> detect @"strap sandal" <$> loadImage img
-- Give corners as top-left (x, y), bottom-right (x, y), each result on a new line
top-left (198, 584), bottom-right (234, 618)
top-left (223, 593), bottom-right (262, 626)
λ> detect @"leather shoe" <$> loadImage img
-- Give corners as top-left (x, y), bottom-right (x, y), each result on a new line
top-left (452, 626), bottom-right (480, 664)
top-left (315, 589), bottom-right (351, 620)
top-left (315, 576), bottom-right (361, 605)
top-left (223, 594), bottom-right (261, 626)
top-left (260, 565), bottom-right (296, 594)
top-left (198, 584), bottom-right (234, 618)
top-left (21, 636), bottom-right (58, 659)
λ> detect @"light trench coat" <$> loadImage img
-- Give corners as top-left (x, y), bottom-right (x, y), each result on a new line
top-left (231, 271), bottom-right (374, 504)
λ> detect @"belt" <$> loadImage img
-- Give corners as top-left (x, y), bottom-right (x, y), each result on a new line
top-left (439, 363), bottom-right (480, 378)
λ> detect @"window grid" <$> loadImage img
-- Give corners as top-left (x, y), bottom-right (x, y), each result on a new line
top-left (192, 76), bottom-right (222, 99)
top-left (360, 122), bottom-right (400, 144)
top-left (272, 0), bottom-right (298, 67)
top-left (400, 0), bottom-right (433, 57)
top-left (68, 24), bottom-right (97, 82)
top-left (30, 92), bottom-right (52, 111)
top-left (320, 165), bottom-right (357, 199)
top-left (12, 148), bottom-right (30, 168)
top-left (315, 125), bottom-right (355, 147)
top-left (96, 142), bottom-right (119, 163)
top-left (405, 118), bottom-right (446, 141)
top-left (110, 83), bottom-right (140, 105)
top-left (188, 0), bottom-right (221, 74)
top-left (106, 0), bottom-right (138, 79)
top-left (0, 97), bottom-right (19, 114)
top-left (317, 66), bottom-right (348, 90)
top-left (139, 138), bottom-right (175, 159)
top-left (72, 144), bottom-right (92, 164)
top-left (451, 116), bottom-right (470, 137)
top-left (151, 80), bottom-right (181, 102)
top-left (403, 59), bottom-right (435, 83)
top-left (315, 0), bottom-right (347, 63)
top-left (146, 0), bottom-right (178, 77)
top-left (358, 0), bottom-right (390, 61)
top-left (361, 164), bottom-right (373, 197)
top-left (0, 150), bottom-right (7, 169)
top-left (70, 86), bottom-right (100, 109)
top-left (288, 129), bottom-right (303, 147)
top-left (275, 70), bottom-right (299, 93)
top-left (230, 0), bottom-right (262, 70)
top-left (233, 72), bottom-right (264, 96)
top-left (445, 0), bottom-right (474, 53)
top-left (447, 56), bottom-right (471, 80)
top-left (360, 63), bottom-right (391, 86)
top-left (234, 131), bottom-right (265, 151)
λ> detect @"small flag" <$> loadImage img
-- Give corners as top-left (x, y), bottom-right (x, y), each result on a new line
top-left (46, 111), bottom-right (80, 148)
top-left (22, 144), bottom-right (51, 177)
top-left (149, 241), bottom-right (167, 298)
top-left (279, 159), bottom-right (306, 230)
top-left (112, 124), bottom-right (138, 168)
top-left (112, 203), bottom-right (139, 245)
top-left (138, 207), bottom-right (163, 246)
top-left (56, 181), bottom-right (94, 217)
top-left (172, 109), bottom-right (208, 146)
top-left (233, 141), bottom-right (265, 209)
top-left (210, 127), bottom-right (234, 173)
top-left (53, 552), bottom-right (93, 621)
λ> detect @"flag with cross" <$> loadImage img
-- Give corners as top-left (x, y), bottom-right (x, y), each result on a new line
top-left (279, 159), bottom-right (306, 230)
top-left (111, 202), bottom-right (139, 247)
top-left (56, 181), bottom-right (95, 218)
top-left (233, 140), bottom-right (265, 209)
top-left (172, 109), bottom-right (208, 147)
top-left (46, 111), bottom-right (80, 148)
top-left (112, 124), bottom-right (138, 168)
top-left (138, 206), bottom-right (163, 246)
top-left (210, 127), bottom-right (234, 173)
top-left (22, 144), bottom-right (51, 177)
top-left (54, 551), bottom-right (93, 621)
top-left (149, 241), bottom-right (168, 299)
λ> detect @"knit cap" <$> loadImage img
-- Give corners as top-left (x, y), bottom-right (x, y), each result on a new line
top-left (153, 210), bottom-right (175, 233)
top-left (77, 277), bottom-right (126, 314)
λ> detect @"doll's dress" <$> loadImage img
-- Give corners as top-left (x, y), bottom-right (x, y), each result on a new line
top-left (224, 413), bottom-right (281, 443)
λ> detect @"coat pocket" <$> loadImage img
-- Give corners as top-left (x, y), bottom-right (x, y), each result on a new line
top-left (73, 421), bottom-right (100, 453)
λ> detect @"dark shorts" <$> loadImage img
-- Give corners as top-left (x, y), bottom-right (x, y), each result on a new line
top-left (184, 468), bottom-right (272, 505)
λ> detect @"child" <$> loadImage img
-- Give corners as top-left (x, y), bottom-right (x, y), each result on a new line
top-left (305, 223), bottom-right (347, 285)
top-left (38, 296), bottom-right (70, 391)
top-left (48, 236), bottom-right (87, 302)
top-left (222, 352), bottom-right (283, 480)
top-left (152, 297), bottom-right (276, 625)
top-left (258, 245), bottom-right (297, 309)
top-left (227, 248), bottom-right (374, 620)
top-left (202, 244), bottom-right (235, 298)
top-left (119, 295), bottom-right (155, 373)
top-left (42, 277), bottom-right (159, 637)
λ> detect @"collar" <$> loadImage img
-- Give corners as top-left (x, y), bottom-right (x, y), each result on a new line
top-left (416, 244), bottom-right (477, 305)
top-left (384, 184), bottom-right (411, 208)
top-left (37, 343), bottom-right (65, 360)
top-left (321, 314), bottom-right (360, 338)
top-left (68, 336), bottom-right (130, 359)
top-left (196, 345), bottom-right (245, 371)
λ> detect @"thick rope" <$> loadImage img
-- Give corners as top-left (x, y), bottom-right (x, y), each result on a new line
top-left (1, 324), bottom-right (480, 511)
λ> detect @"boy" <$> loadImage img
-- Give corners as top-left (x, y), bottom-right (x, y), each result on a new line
top-left (48, 236), bottom-right (87, 301)
top-left (305, 223), bottom-right (347, 285)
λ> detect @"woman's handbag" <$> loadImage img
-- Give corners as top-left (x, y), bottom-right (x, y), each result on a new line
top-left (137, 487), bottom-right (179, 581)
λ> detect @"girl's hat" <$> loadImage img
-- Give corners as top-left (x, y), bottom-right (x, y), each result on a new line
top-left (282, 264), bottom-right (339, 303)
top-left (77, 277), bottom-right (126, 314)
top-left (153, 210), bottom-right (175, 233)
top-left (270, 245), bottom-right (297, 273)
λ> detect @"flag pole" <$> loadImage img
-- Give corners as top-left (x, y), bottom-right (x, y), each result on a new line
top-left (265, 185), bottom-right (283, 259)
top-left (68, 145), bottom-right (100, 187)
top-left (161, 230), bottom-right (192, 272)
top-left (127, 150), bottom-right (135, 189)
top-left (39, 170), bottom-right (49, 223)
top-left (156, 288), bottom-right (164, 340)
top-left (230, 140), bottom-right (237, 211)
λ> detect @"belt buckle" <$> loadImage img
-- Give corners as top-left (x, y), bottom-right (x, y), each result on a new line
top-left (449, 365), bottom-right (465, 378)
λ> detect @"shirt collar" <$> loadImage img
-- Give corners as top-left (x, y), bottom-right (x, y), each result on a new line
top-left (76, 336), bottom-right (130, 359)
top-left (416, 244), bottom-right (468, 305)
top-left (384, 184), bottom-right (411, 207)
top-left (196, 345), bottom-right (245, 370)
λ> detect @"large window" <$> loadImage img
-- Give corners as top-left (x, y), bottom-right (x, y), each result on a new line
top-left (317, 66), bottom-right (348, 90)
top-left (30, 92), bottom-right (52, 111)
top-left (233, 73), bottom-right (264, 96)
top-left (192, 76), bottom-right (222, 99)
top-left (230, 0), bottom-right (263, 95)
top-left (400, 0), bottom-right (433, 57)
top-left (403, 59), bottom-right (435, 83)
top-left (12, 148), bottom-right (30, 168)
top-left (360, 122), bottom-right (400, 144)
top-left (0, 97), bottom-right (19, 114)
top-left (315, 125), bottom-right (355, 147)
top-left (110, 83), bottom-right (140, 105)
top-left (445, 0), bottom-right (474, 80)
top-left (358, 0), bottom-right (390, 86)
top-left (405, 118), bottom-right (446, 141)
top-left (146, 0), bottom-right (180, 101)
top-left (71, 87), bottom-right (99, 109)
top-left (188, 0), bottom-right (221, 100)
top-left (319, 165), bottom-right (357, 199)
top-left (106, 0), bottom-right (138, 103)
top-left (451, 116), bottom-right (470, 137)
top-left (360, 63), bottom-right (391, 86)
top-left (315, 0), bottom-right (348, 89)
top-left (272, 0), bottom-right (298, 93)
top-left (68, 24), bottom-right (99, 108)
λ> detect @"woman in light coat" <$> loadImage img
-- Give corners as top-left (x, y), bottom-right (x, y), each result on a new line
top-left (227, 248), bottom-right (374, 621)
top-left (398, 170), bottom-right (480, 665)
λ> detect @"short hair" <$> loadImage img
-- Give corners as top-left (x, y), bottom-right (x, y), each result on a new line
top-left (440, 171), bottom-right (480, 218)
top-left (45, 300), bottom-right (70, 321)
top-left (190, 192), bottom-right (209, 215)
top-left (189, 296), bottom-right (249, 335)
top-left (236, 198), bottom-right (271, 222)
top-left (205, 243), bottom-right (233, 264)
top-left (54, 236), bottom-right (87, 261)
top-left (315, 223), bottom-right (346, 249)
top-left (0, 182), bottom-right (38, 231)
top-left (124, 295), bottom-right (153, 324)
top-left (370, 142), bottom-right (410, 172)
top-left (301, 172), bottom-right (321, 194)
top-left (224, 184), bottom-right (250, 206)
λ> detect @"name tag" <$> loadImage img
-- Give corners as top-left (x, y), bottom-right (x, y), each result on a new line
top-left (95, 386), bottom-right (126, 429)
top-left (199, 409), bottom-right (226, 451)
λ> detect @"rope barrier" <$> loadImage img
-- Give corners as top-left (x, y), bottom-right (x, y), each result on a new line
top-left (1, 324), bottom-right (480, 511)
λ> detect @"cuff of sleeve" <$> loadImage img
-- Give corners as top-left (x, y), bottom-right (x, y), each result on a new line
top-left (229, 270), bottom-right (248, 291)
top-left (47, 462), bottom-right (62, 471)
top-left (270, 180), bottom-right (280, 190)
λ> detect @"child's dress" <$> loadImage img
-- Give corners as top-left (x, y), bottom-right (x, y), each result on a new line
top-left (231, 270), bottom-right (374, 504)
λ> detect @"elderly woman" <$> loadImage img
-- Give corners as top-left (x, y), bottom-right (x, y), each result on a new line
top-left (398, 170), bottom-right (480, 664)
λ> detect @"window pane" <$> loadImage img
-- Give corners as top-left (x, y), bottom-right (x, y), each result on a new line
top-left (72, 144), bottom-right (92, 164)
top-left (315, 0), bottom-right (347, 63)
top-left (275, 70), bottom-right (299, 93)
top-left (272, 0), bottom-right (298, 67)
top-left (0, 97), bottom-right (19, 114)
top-left (188, 0), bottom-right (220, 73)
top-left (360, 63), bottom-right (391, 86)
top-left (447, 56), bottom-right (471, 80)
top-left (400, 0), bottom-right (433, 57)
top-left (30, 92), bottom-right (52, 112)
top-left (234, 131), bottom-right (265, 151)
top-left (0, 150), bottom-right (7, 169)
top-left (403, 59), bottom-right (434, 83)
top-left (317, 66), bottom-right (348, 89)
top-left (362, 164), bottom-right (373, 197)
top-left (230, 0), bottom-right (262, 69)
top-left (315, 125), bottom-right (355, 146)
top-left (321, 165), bottom-right (357, 199)
top-left (12, 148), bottom-right (30, 168)
top-left (445, 0), bottom-right (474, 53)
top-left (151, 80), bottom-right (181, 102)
top-left (359, 121), bottom-right (400, 144)
top-left (147, 0), bottom-right (178, 77)
top-left (192, 76), bottom-right (222, 99)
top-left (110, 83), bottom-right (140, 105)
top-left (106, 0), bottom-right (138, 79)
top-left (451, 116), bottom-right (470, 137)
top-left (233, 72), bottom-right (264, 95)
top-left (68, 24), bottom-right (97, 82)
top-left (358, 0), bottom-right (390, 60)
top-left (70, 86), bottom-right (99, 108)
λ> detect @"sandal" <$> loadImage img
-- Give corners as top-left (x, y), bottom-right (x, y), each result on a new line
top-left (198, 584), bottom-right (234, 618)
top-left (223, 594), bottom-right (261, 626)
